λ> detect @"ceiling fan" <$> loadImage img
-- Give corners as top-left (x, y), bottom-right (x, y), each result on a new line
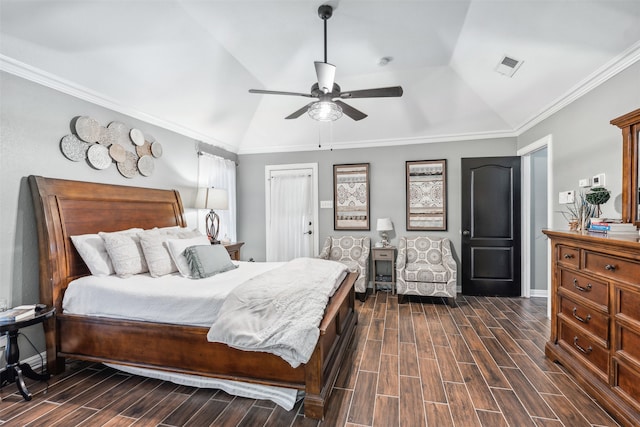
top-left (248, 4), bottom-right (403, 121)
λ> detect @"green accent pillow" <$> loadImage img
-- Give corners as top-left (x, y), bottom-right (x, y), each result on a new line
top-left (183, 245), bottom-right (238, 279)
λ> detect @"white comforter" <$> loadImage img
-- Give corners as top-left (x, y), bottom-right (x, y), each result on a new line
top-left (62, 261), bottom-right (283, 326)
top-left (206, 257), bottom-right (348, 368)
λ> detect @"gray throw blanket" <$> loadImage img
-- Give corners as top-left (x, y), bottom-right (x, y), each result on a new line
top-left (206, 257), bottom-right (348, 368)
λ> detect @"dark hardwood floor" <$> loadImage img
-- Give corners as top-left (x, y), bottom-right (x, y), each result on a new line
top-left (0, 294), bottom-right (621, 426)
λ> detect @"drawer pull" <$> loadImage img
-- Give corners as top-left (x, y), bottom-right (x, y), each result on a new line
top-left (573, 278), bottom-right (592, 292)
top-left (573, 336), bottom-right (593, 354)
top-left (604, 264), bottom-right (617, 271)
top-left (572, 307), bottom-right (591, 323)
top-left (563, 254), bottom-right (574, 259)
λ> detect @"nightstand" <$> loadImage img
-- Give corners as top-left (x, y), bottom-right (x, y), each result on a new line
top-left (223, 242), bottom-right (244, 261)
top-left (0, 306), bottom-right (55, 400)
top-left (372, 246), bottom-right (396, 294)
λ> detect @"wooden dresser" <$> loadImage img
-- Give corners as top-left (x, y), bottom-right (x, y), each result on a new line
top-left (543, 230), bottom-right (640, 426)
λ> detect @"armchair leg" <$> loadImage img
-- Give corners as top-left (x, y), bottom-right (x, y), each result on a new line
top-left (357, 291), bottom-right (367, 302)
top-left (447, 297), bottom-right (456, 308)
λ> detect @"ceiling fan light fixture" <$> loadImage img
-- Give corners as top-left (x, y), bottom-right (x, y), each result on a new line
top-left (308, 101), bottom-right (343, 121)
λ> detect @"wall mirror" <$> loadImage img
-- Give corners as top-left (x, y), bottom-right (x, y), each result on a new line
top-left (611, 108), bottom-right (640, 227)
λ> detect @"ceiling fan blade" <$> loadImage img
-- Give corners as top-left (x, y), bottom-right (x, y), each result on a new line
top-left (249, 89), bottom-right (313, 98)
top-left (285, 102), bottom-right (315, 120)
top-left (334, 100), bottom-right (368, 121)
top-left (314, 61), bottom-right (336, 94)
top-left (339, 86), bottom-right (404, 99)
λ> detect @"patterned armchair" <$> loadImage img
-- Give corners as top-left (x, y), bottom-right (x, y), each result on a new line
top-left (396, 236), bottom-right (457, 306)
top-left (319, 236), bottom-right (370, 300)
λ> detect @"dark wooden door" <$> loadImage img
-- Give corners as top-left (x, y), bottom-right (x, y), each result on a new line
top-left (461, 157), bottom-right (521, 296)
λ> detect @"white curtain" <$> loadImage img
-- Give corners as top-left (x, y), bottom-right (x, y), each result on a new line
top-left (198, 153), bottom-right (237, 242)
top-left (268, 173), bottom-right (312, 262)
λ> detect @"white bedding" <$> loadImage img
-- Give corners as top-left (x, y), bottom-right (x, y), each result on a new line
top-left (207, 258), bottom-right (348, 367)
top-left (63, 261), bottom-right (283, 327)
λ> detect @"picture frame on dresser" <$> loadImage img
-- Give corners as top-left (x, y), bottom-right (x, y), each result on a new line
top-left (405, 159), bottom-right (447, 231)
top-left (333, 163), bottom-right (370, 230)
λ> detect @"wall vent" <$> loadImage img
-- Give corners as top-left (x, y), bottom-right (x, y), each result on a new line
top-left (495, 55), bottom-right (523, 77)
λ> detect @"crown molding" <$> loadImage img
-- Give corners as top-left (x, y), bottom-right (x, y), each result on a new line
top-left (237, 129), bottom-right (518, 154)
top-left (515, 40), bottom-right (640, 134)
top-left (0, 55), bottom-right (238, 154)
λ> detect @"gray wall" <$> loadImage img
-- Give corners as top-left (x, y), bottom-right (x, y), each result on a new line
top-left (0, 71), bottom-right (203, 358)
top-left (518, 60), bottom-right (640, 229)
top-left (237, 138), bottom-right (518, 265)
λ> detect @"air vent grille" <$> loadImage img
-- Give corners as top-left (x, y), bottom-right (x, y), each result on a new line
top-left (495, 55), bottom-right (523, 77)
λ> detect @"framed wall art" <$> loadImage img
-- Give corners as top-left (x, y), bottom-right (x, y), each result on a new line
top-left (406, 159), bottom-right (447, 230)
top-left (333, 163), bottom-right (370, 230)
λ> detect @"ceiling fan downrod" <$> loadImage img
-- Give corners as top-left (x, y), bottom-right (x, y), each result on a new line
top-left (318, 5), bottom-right (333, 64)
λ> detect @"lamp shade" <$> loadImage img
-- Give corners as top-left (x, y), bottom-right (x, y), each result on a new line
top-left (377, 218), bottom-right (393, 232)
top-left (195, 187), bottom-right (228, 210)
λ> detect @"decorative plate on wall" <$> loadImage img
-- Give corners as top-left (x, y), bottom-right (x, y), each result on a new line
top-left (137, 155), bottom-right (154, 177)
top-left (61, 116), bottom-right (162, 178)
top-left (97, 126), bottom-right (116, 147)
top-left (151, 141), bottom-right (163, 158)
top-left (108, 143), bottom-right (127, 163)
top-left (107, 121), bottom-right (130, 146)
top-left (60, 134), bottom-right (89, 161)
top-left (135, 141), bottom-right (153, 157)
top-left (130, 128), bottom-right (145, 146)
top-left (117, 151), bottom-right (138, 178)
top-left (75, 116), bottom-right (101, 143)
top-left (87, 144), bottom-right (112, 170)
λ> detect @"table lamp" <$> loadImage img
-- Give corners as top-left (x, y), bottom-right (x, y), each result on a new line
top-left (195, 187), bottom-right (228, 244)
top-left (377, 218), bottom-right (393, 247)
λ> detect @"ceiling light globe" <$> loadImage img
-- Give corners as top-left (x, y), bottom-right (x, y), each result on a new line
top-left (308, 101), bottom-right (343, 121)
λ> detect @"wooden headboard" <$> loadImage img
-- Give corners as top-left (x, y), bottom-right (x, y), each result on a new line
top-left (28, 175), bottom-right (186, 313)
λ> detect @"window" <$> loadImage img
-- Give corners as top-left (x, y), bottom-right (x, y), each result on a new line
top-left (198, 153), bottom-right (237, 242)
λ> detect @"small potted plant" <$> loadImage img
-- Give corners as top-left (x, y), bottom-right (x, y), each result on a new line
top-left (560, 192), bottom-right (596, 231)
top-left (585, 187), bottom-right (610, 220)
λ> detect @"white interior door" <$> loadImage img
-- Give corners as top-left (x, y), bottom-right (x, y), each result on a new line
top-left (265, 163), bottom-right (319, 262)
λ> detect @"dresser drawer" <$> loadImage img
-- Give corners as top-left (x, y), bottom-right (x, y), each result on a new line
top-left (372, 249), bottom-right (394, 260)
top-left (616, 285), bottom-right (640, 325)
top-left (616, 324), bottom-right (640, 365)
top-left (559, 269), bottom-right (608, 310)
top-left (557, 245), bottom-right (580, 268)
top-left (584, 251), bottom-right (640, 286)
top-left (559, 319), bottom-right (609, 378)
top-left (613, 359), bottom-right (640, 413)
top-left (559, 296), bottom-right (608, 341)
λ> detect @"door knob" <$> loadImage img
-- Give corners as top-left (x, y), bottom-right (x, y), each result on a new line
top-left (462, 230), bottom-right (470, 236)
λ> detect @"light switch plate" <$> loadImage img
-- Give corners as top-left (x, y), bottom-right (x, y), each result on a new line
top-left (320, 200), bottom-right (333, 209)
top-left (559, 190), bottom-right (575, 204)
top-left (578, 178), bottom-right (590, 187)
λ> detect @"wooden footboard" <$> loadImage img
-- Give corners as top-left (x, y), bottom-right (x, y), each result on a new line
top-left (29, 175), bottom-right (358, 420)
top-left (50, 272), bottom-right (356, 419)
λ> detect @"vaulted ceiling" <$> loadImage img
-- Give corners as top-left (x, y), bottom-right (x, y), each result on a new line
top-left (1, 1), bottom-right (639, 154)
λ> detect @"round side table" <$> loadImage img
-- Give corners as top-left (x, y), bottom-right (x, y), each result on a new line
top-left (0, 306), bottom-right (55, 400)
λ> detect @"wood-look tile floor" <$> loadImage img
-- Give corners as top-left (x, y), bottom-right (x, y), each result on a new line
top-left (0, 294), bottom-right (622, 427)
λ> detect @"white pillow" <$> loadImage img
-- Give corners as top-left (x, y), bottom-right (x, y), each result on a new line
top-left (100, 230), bottom-right (148, 278)
top-left (167, 235), bottom-right (212, 278)
top-left (139, 228), bottom-right (202, 277)
top-left (71, 228), bottom-right (143, 276)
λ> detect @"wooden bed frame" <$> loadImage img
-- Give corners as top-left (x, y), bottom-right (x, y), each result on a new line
top-left (28, 175), bottom-right (358, 419)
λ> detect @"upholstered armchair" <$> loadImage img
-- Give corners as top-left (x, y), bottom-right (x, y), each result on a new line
top-left (319, 236), bottom-right (370, 301)
top-left (396, 236), bottom-right (457, 306)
